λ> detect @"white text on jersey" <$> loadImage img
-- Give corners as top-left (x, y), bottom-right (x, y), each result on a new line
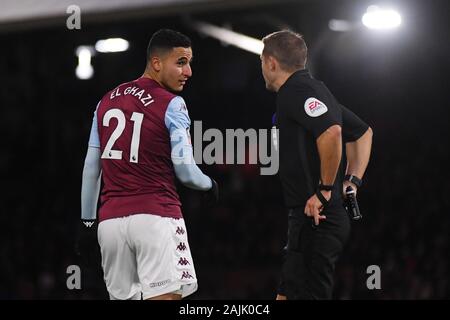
top-left (110, 86), bottom-right (155, 107)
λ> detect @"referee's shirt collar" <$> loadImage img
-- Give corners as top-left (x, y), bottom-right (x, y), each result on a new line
top-left (280, 69), bottom-right (311, 91)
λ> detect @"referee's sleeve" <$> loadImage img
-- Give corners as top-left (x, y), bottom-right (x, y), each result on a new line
top-left (340, 104), bottom-right (369, 142)
top-left (283, 86), bottom-right (342, 139)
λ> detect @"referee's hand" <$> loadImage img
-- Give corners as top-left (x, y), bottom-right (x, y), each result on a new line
top-left (304, 191), bottom-right (330, 226)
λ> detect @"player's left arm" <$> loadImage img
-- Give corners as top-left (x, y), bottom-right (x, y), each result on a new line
top-left (165, 96), bottom-right (214, 191)
top-left (81, 104), bottom-right (102, 221)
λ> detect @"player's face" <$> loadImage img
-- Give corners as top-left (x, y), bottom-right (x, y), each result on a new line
top-left (160, 47), bottom-right (193, 92)
top-left (260, 54), bottom-right (276, 92)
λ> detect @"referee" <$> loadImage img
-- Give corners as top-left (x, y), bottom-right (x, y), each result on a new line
top-left (260, 30), bottom-right (373, 300)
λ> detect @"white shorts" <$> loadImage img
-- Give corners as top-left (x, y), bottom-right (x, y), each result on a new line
top-left (97, 214), bottom-right (198, 300)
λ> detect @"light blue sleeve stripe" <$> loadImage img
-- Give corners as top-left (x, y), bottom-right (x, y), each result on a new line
top-left (88, 102), bottom-right (101, 148)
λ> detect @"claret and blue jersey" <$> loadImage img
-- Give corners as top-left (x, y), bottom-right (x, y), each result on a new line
top-left (88, 77), bottom-right (210, 221)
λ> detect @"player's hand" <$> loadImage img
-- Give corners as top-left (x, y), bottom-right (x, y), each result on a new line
top-left (203, 178), bottom-right (219, 206)
top-left (75, 220), bottom-right (98, 265)
top-left (342, 180), bottom-right (357, 198)
top-left (304, 191), bottom-right (330, 226)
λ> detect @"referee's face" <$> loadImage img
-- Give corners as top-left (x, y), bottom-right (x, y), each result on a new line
top-left (160, 47), bottom-right (193, 92)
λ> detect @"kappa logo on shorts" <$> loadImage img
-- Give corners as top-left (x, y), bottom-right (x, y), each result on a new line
top-left (149, 279), bottom-right (170, 288)
top-left (176, 227), bottom-right (185, 235)
top-left (177, 242), bottom-right (187, 251)
top-left (181, 271), bottom-right (194, 280)
top-left (178, 257), bottom-right (190, 266)
top-left (304, 97), bottom-right (328, 117)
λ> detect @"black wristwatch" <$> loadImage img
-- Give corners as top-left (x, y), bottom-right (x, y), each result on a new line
top-left (318, 184), bottom-right (333, 191)
top-left (344, 175), bottom-right (362, 188)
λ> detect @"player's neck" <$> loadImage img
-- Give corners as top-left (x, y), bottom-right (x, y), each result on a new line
top-left (142, 70), bottom-right (164, 88)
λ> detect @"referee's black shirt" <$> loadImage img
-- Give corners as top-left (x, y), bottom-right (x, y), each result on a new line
top-left (275, 69), bottom-right (368, 209)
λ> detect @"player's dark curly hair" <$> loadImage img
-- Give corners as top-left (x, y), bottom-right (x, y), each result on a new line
top-left (147, 29), bottom-right (191, 61)
top-left (262, 30), bottom-right (307, 72)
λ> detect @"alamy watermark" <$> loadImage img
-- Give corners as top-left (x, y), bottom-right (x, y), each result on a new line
top-left (66, 5), bottom-right (81, 30)
top-left (366, 265), bottom-right (381, 290)
top-left (66, 265), bottom-right (81, 290)
top-left (172, 121), bottom-right (279, 175)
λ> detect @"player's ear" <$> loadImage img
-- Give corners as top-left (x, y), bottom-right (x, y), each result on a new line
top-left (151, 56), bottom-right (162, 72)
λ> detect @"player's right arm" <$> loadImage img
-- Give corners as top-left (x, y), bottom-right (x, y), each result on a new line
top-left (81, 103), bottom-right (102, 222)
top-left (76, 106), bottom-right (101, 258)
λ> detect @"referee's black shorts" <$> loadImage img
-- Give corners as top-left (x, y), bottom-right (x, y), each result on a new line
top-left (278, 205), bottom-right (351, 299)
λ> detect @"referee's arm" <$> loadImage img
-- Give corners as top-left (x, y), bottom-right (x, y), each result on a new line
top-left (282, 88), bottom-right (344, 225)
top-left (345, 128), bottom-right (372, 186)
top-left (304, 124), bottom-right (342, 225)
top-left (317, 124), bottom-right (342, 186)
top-left (341, 104), bottom-right (373, 193)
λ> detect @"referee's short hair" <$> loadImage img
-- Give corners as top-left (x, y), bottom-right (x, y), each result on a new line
top-left (147, 29), bottom-right (191, 61)
top-left (262, 30), bottom-right (307, 72)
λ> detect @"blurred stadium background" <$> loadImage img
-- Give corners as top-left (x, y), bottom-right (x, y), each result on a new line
top-left (1, 0), bottom-right (449, 299)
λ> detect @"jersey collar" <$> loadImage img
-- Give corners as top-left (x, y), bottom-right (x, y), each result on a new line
top-left (280, 69), bottom-right (311, 91)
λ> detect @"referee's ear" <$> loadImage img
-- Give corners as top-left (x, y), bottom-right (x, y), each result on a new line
top-left (267, 55), bottom-right (277, 71)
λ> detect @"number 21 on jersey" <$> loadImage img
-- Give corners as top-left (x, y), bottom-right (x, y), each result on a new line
top-left (101, 108), bottom-right (143, 163)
